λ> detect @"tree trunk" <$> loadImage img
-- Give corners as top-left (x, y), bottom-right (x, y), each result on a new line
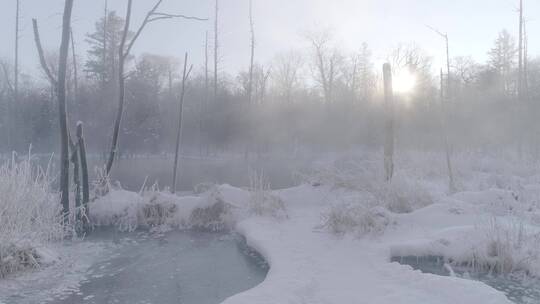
top-left (247, 0), bottom-right (255, 105)
top-left (57, 0), bottom-right (75, 221)
top-left (77, 122), bottom-right (90, 228)
top-left (518, 0), bottom-right (523, 102)
top-left (172, 53), bottom-right (192, 193)
top-left (382, 63), bottom-right (394, 182)
top-left (201, 31), bottom-right (209, 157)
top-left (70, 28), bottom-right (79, 116)
top-left (440, 69), bottom-right (456, 192)
top-left (11, 0), bottom-right (20, 152)
top-left (105, 0), bottom-right (133, 175)
top-left (214, 0), bottom-right (219, 101)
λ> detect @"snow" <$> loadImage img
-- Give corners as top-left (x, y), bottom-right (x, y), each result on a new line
top-left (0, 241), bottom-right (107, 303)
top-left (222, 185), bottom-right (513, 304)
top-left (5, 151), bottom-right (540, 303)
top-left (89, 179), bottom-right (525, 304)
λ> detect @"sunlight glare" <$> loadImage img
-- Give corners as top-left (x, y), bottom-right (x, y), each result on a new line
top-left (393, 69), bottom-right (417, 94)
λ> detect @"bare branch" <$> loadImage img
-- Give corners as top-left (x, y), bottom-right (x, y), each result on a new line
top-left (185, 64), bottom-right (194, 81)
top-left (119, 0), bottom-right (134, 60)
top-left (32, 19), bottom-right (58, 88)
top-left (124, 3), bottom-right (207, 58)
top-left (426, 24), bottom-right (447, 39)
top-left (123, 0), bottom-right (161, 58)
top-left (148, 12), bottom-right (207, 22)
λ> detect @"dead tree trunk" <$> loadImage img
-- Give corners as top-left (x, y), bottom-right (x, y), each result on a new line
top-left (76, 122), bottom-right (90, 227)
top-left (70, 28), bottom-right (79, 115)
top-left (11, 0), bottom-right (20, 152)
top-left (214, 0), bottom-right (219, 101)
top-left (57, 0), bottom-right (75, 221)
top-left (105, 0), bottom-right (132, 175)
top-left (105, 0), bottom-right (206, 176)
top-left (201, 31), bottom-right (209, 156)
top-left (247, 0), bottom-right (255, 105)
top-left (172, 53), bottom-right (193, 193)
top-left (32, 20), bottom-right (57, 90)
top-left (440, 69), bottom-right (456, 192)
top-left (382, 63), bottom-right (394, 182)
top-left (518, 0), bottom-right (523, 102)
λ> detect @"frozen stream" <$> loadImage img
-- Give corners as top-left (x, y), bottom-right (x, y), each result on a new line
top-left (392, 256), bottom-right (540, 304)
top-left (3, 229), bottom-right (268, 304)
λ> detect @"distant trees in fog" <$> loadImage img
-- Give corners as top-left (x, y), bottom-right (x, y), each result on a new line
top-left (0, 6), bottom-right (539, 160)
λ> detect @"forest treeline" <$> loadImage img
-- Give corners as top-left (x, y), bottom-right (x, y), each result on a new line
top-left (1, 10), bottom-right (539, 157)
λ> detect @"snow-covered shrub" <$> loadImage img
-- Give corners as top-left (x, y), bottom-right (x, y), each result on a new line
top-left (298, 157), bottom-right (381, 191)
top-left (321, 200), bottom-right (393, 236)
top-left (302, 159), bottom-right (433, 214)
top-left (248, 170), bottom-right (287, 219)
top-left (90, 188), bottom-right (144, 231)
top-left (91, 185), bottom-right (234, 232)
top-left (0, 157), bottom-right (63, 277)
top-left (377, 175), bottom-right (434, 214)
top-left (189, 188), bottom-right (232, 231)
top-left (193, 182), bottom-right (216, 194)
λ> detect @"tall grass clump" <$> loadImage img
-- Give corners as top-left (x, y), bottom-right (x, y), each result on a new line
top-left (469, 218), bottom-right (540, 276)
top-left (248, 170), bottom-right (287, 219)
top-left (0, 155), bottom-right (63, 277)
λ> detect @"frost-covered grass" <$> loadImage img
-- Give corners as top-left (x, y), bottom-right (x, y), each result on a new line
top-left (248, 170), bottom-right (287, 219)
top-left (299, 150), bottom-right (540, 280)
top-left (470, 218), bottom-right (540, 276)
top-left (301, 154), bottom-right (434, 215)
top-left (321, 201), bottom-right (393, 235)
top-left (0, 156), bottom-right (63, 277)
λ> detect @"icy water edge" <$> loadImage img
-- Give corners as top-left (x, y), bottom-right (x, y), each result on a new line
top-left (2, 229), bottom-right (268, 304)
top-left (392, 255), bottom-right (540, 304)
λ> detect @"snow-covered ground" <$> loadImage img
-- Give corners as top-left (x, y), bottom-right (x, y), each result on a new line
top-left (3, 151), bottom-right (540, 303)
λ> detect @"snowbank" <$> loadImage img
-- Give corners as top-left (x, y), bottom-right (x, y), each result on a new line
top-left (90, 184), bottom-right (251, 232)
top-left (7, 151), bottom-right (540, 303)
top-left (222, 185), bottom-right (512, 304)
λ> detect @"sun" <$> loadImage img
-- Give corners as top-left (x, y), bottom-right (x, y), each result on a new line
top-left (393, 69), bottom-right (417, 94)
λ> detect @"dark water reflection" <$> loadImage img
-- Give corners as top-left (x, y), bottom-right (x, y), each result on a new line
top-left (31, 154), bottom-right (312, 191)
top-left (45, 229), bottom-right (268, 304)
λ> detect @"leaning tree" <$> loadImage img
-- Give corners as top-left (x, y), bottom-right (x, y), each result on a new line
top-left (105, 0), bottom-right (206, 176)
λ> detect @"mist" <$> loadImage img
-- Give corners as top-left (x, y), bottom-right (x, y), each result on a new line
top-left (1, 1), bottom-right (540, 304)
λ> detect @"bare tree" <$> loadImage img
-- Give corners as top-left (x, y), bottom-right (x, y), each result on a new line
top-left (10, 0), bottom-right (20, 152)
top-left (523, 19), bottom-right (529, 98)
top-left (382, 63), bottom-right (394, 182)
top-left (488, 30), bottom-right (517, 96)
top-left (428, 26), bottom-right (456, 192)
top-left (214, 0), bottom-right (219, 101)
top-left (517, 0), bottom-right (523, 102)
top-left (305, 30), bottom-right (340, 104)
top-left (105, 0), bottom-right (206, 175)
top-left (1, 61), bottom-right (14, 153)
top-left (103, 0), bottom-right (108, 89)
top-left (257, 65), bottom-right (271, 104)
top-left (440, 69), bottom-right (456, 192)
top-left (56, 0), bottom-right (75, 220)
top-left (172, 53), bottom-right (193, 193)
top-left (76, 122), bottom-right (89, 228)
top-left (32, 20), bottom-right (57, 88)
top-left (342, 46), bottom-right (374, 104)
top-left (247, 0), bottom-right (255, 105)
top-left (273, 50), bottom-right (303, 103)
top-left (201, 31), bottom-right (210, 155)
top-left (70, 28), bottom-right (79, 111)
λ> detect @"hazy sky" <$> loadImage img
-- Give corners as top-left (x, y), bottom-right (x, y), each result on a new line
top-left (0, 0), bottom-right (538, 78)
